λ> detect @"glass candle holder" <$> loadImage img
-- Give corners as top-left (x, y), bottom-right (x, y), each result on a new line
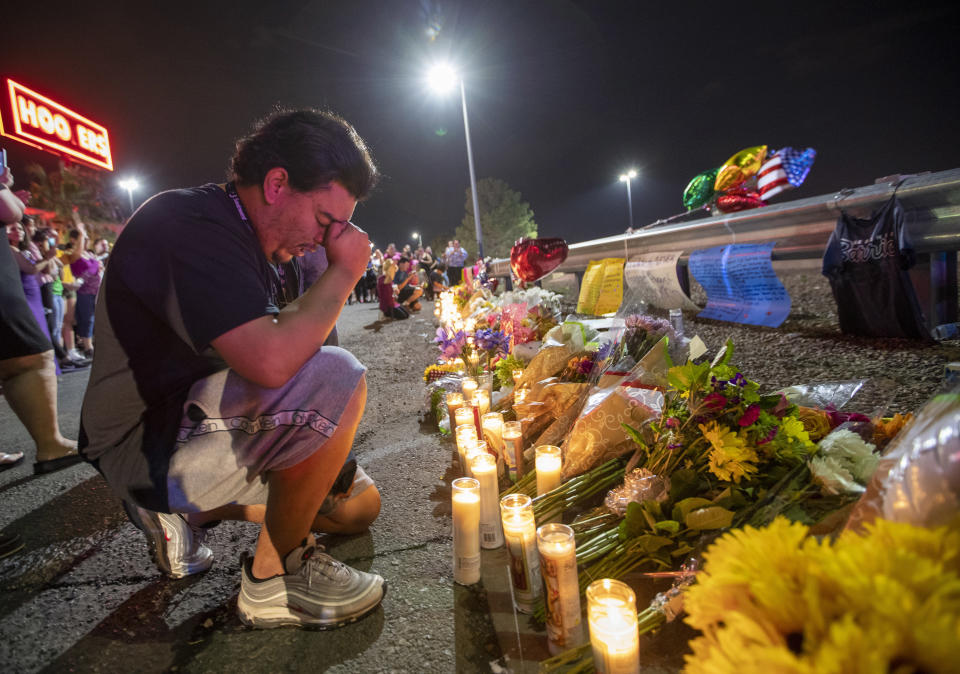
top-left (454, 406), bottom-right (474, 430)
top-left (502, 420), bottom-right (525, 481)
top-left (452, 477), bottom-right (481, 585)
top-left (472, 389), bottom-right (491, 417)
top-left (467, 351), bottom-right (480, 375)
top-left (470, 452), bottom-right (504, 549)
top-left (478, 372), bottom-right (494, 396)
top-left (455, 424), bottom-right (479, 476)
top-left (480, 411), bottom-right (504, 474)
top-left (463, 439), bottom-right (487, 476)
top-left (512, 369), bottom-right (524, 386)
top-left (445, 392), bottom-right (464, 435)
top-left (535, 445), bottom-right (563, 496)
top-left (461, 377), bottom-right (478, 399)
top-left (538, 523), bottom-right (584, 654)
top-left (499, 493), bottom-right (541, 613)
top-left (586, 579), bottom-right (640, 674)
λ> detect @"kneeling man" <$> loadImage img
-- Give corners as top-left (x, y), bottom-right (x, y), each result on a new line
top-left (79, 109), bottom-right (383, 629)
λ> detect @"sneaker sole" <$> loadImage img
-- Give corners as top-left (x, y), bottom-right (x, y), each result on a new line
top-left (237, 582), bottom-right (388, 630)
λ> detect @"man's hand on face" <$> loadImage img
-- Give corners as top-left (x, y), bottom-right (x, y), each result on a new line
top-left (323, 220), bottom-right (370, 281)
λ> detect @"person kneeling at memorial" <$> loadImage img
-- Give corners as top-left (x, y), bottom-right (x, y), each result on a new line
top-left (78, 109), bottom-right (385, 629)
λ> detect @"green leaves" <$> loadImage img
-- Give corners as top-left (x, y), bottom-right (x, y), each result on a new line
top-left (672, 497), bottom-right (714, 523)
top-left (685, 506), bottom-right (735, 530)
top-left (667, 361), bottom-right (709, 392)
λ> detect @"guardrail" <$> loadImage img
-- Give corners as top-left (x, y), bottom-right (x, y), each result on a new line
top-left (489, 167), bottom-right (960, 326)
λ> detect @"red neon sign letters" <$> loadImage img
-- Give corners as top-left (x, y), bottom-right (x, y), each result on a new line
top-left (0, 79), bottom-right (113, 171)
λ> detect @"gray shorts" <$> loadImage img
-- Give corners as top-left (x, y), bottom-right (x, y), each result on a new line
top-left (165, 346), bottom-right (367, 513)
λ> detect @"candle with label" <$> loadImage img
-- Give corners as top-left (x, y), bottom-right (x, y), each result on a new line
top-left (586, 579), bottom-right (640, 674)
top-left (502, 420), bottom-right (525, 481)
top-left (445, 392), bottom-right (464, 434)
top-left (535, 445), bottom-right (563, 496)
top-left (452, 478), bottom-right (481, 585)
top-left (499, 493), bottom-right (541, 613)
top-left (538, 523), bottom-right (584, 654)
top-left (470, 453), bottom-right (504, 549)
top-left (480, 412), bottom-right (504, 475)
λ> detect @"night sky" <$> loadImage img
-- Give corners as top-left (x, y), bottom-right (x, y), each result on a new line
top-left (3, 0), bottom-right (958, 254)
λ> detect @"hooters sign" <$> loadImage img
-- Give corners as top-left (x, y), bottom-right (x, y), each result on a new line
top-left (0, 79), bottom-right (113, 171)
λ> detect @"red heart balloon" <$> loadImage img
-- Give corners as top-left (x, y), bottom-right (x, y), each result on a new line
top-left (716, 189), bottom-right (765, 213)
top-left (510, 237), bottom-right (569, 283)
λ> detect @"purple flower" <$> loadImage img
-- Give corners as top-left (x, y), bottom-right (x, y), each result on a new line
top-left (665, 417), bottom-right (679, 428)
top-left (711, 376), bottom-right (728, 391)
top-left (475, 328), bottom-right (510, 356)
top-left (730, 372), bottom-right (746, 387)
top-left (667, 443), bottom-right (683, 450)
top-left (434, 328), bottom-right (467, 360)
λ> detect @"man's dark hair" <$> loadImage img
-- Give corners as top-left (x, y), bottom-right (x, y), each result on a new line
top-left (229, 108), bottom-right (378, 199)
top-left (398, 256), bottom-right (411, 265)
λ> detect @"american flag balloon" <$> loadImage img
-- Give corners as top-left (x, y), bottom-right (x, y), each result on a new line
top-left (757, 147), bottom-right (816, 201)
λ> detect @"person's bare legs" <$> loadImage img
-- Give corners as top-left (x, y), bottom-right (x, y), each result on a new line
top-left (196, 485), bottom-right (382, 536)
top-left (0, 350), bottom-right (76, 461)
top-left (250, 376), bottom-right (367, 579)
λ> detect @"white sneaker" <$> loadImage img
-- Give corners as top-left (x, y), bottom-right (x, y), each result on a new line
top-left (237, 534), bottom-right (385, 629)
top-left (124, 501), bottom-right (214, 578)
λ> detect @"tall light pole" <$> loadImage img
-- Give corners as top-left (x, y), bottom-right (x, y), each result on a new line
top-left (118, 178), bottom-right (139, 215)
top-left (427, 63), bottom-right (484, 260)
top-left (619, 169), bottom-right (637, 230)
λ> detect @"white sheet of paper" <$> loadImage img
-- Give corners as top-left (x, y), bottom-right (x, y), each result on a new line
top-left (623, 252), bottom-right (700, 311)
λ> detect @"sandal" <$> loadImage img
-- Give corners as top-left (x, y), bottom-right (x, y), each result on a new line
top-left (0, 451), bottom-right (24, 471)
top-left (33, 451), bottom-right (84, 475)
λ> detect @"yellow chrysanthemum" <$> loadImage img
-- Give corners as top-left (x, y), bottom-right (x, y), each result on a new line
top-left (700, 421), bottom-right (759, 483)
top-left (684, 517), bottom-right (960, 674)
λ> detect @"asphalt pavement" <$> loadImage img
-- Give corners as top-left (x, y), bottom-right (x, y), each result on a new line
top-left (0, 300), bottom-right (502, 673)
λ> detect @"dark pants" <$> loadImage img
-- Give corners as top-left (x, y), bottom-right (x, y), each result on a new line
top-left (448, 266), bottom-right (463, 285)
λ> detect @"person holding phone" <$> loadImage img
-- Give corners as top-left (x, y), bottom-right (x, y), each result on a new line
top-left (78, 110), bottom-right (385, 629)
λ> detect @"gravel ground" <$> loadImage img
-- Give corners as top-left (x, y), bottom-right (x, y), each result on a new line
top-left (659, 271), bottom-right (958, 416)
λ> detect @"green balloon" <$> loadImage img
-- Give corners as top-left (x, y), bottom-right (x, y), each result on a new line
top-left (683, 168), bottom-right (719, 210)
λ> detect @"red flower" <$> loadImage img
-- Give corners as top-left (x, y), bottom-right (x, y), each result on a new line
top-left (703, 393), bottom-right (727, 411)
top-left (738, 404), bottom-right (761, 427)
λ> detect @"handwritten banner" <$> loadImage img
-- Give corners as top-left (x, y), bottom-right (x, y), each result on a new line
top-left (688, 243), bottom-right (791, 327)
top-left (623, 251), bottom-right (700, 312)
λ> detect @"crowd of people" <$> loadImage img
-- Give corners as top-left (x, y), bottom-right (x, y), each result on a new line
top-left (352, 239), bottom-right (471, 321)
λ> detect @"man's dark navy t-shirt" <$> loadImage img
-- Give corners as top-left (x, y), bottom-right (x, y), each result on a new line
top-left (79, 184), bottom-right (278, 510)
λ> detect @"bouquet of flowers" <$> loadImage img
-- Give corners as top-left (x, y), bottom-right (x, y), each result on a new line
top-left (683, 516), bottom-right (960, 674)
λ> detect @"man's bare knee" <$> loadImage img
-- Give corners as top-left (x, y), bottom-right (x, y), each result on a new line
top-left (0, 351), bottom-right (54, 381)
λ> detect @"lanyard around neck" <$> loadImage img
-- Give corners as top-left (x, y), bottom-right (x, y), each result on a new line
top-left (225, 182), bottom-right (254, 233)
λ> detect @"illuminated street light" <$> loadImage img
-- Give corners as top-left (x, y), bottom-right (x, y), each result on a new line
top-left (618, 169), bottom-right (638, 230)
top-left (427, 63), bottom-right (485, 260)
top-left (412, 231), bottom-right (422, 247)
top-left (118, 178), bottom-right (139, 214)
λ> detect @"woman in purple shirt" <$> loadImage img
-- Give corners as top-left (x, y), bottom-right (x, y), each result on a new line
top-left (66, 229), bottom-right (102, 357)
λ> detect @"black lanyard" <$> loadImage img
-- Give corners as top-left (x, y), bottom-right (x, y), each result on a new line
top-left (225, 181), bottom-right (292, 303)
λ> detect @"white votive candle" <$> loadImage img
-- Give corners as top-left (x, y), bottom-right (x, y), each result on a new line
top-left (470, 453), bottom-right (504, 549)
top-left (500, 493), bottom-right (541, 613)
top-left (452, 478), bottom-right (481, 585)
top-left (535, 445), bottom-right (563, 496)
top-left (538, 523), bottom-right (584, 654)
top-left (454, 406), bottom-right (475, 430)
top-left (472, 389), bottom-right (491, 417)
top-left (445, 392), bottom-right (465, 435)
top-left (461, 377), bottom-right (478, 399)
top-left (587, 579), bottom-right (640, 674)
top-left (455, 424), bottom-right (478, 476)
top-left (502, 420), bottom-right (525, 481)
